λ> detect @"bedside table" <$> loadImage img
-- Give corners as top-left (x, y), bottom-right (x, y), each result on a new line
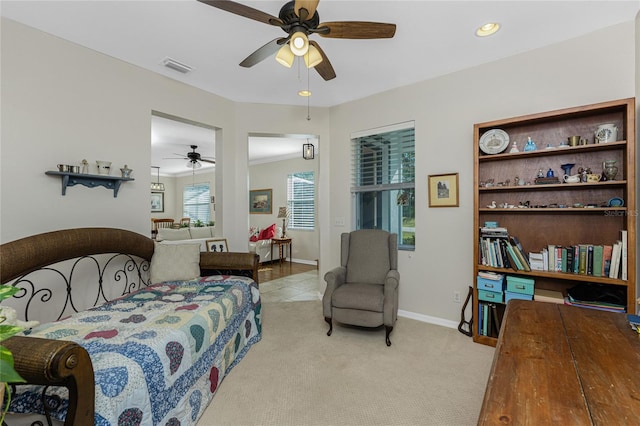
top-left (271, 237), bottom-right (292, 265)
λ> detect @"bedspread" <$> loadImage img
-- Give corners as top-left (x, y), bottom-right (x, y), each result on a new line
top-left (8, 275), bottom-right (262, 426)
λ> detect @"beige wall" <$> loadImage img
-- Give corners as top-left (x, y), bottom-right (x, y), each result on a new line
top-left (327, 22), bottom-right (636, 325)
top-left (1, 18), bottom-right (636, 324)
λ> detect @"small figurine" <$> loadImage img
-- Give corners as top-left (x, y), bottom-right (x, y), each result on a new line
top-left (546, 168), bottom-right (555, 178)
top-left (81, 159), bottom-right (89, 174)
top-left (509, 141), bottom-right (519, 153)
top-left (537, 168), bottom-right (545, 178)
top-left (523, 137), bottom-right (537, 152)
top-left (487, 201), bottom-right (497, 209)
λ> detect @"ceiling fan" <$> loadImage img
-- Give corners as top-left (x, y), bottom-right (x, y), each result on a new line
top-left (197, 0), bottom-right (396, 81)
top-left (165, 145), bottom-right (216, 169)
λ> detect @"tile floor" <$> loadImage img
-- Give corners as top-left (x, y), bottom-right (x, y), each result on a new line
top-left (259, 270), bottom-right (321, 302)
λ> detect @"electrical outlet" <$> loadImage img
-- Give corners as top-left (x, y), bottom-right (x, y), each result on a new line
top-left (453, 291), bottom-right (461, 303)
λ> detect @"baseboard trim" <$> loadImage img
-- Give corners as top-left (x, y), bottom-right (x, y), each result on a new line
top-left (398, 309), bottom-right (458, 330)
top-left (290, 258), bottom-right (318, 266)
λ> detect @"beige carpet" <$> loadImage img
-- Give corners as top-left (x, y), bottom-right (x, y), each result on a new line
top-left (199, 300), bottom-right (495, 426)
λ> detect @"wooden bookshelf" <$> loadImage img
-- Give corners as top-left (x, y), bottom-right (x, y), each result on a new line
top-left (473, 98), bottom-right (636, 346)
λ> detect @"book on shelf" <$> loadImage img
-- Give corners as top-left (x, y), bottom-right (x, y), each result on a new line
top-left (478, 271), bottom-right (504, 280)
top-left (529, 252), bottom-right (544, 271)
top-left (621, 230), bottom-right (628, 280)
top-left (578, 245), bottom-right (588, 275)
top-left (609, 241), bottom-right (622, 279)
top-left (602, 245), bottom-right (613, 276)
top-left (592, 245), bottom-right (603, 277)
top-left (586, 245), bottom-right (594, 275)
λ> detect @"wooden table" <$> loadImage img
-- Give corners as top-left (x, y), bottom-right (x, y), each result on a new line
top-left (271, 237), bottom-right (292, 264)
top-left (479, 300), bottom-right (640, 425)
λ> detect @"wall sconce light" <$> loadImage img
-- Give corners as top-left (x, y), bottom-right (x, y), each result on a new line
top-left (303, 143), bottom-right (315, 160)
top-left (151, 166), bottom-right (165, 191)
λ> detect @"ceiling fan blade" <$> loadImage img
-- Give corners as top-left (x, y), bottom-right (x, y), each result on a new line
top-left (294, 0), bottom-right (319, 21)
top-left (309, 41), bottom-right (335, 81)
top-left (201, 159), bottom-right (216, 164)
top-left (239, 38), bottom-right (287, 68)
top-left (197, 0), bottom-right (283, 26)
top-left (317, 21), bottom-right (396, 39)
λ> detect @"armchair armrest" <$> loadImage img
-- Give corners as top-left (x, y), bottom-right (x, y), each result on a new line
top-left (323, 266), bottom-right (346, 317)
top-left (384, 270), bottom-right (400, 291)
top-left (4, 335), bottom-right (95, 426)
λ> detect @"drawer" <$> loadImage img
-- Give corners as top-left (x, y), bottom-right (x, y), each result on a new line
top-left (505, 291), bottom-right (533, 303)
top-left (506, 276), bottom-right (535, 295)
top-left (478, 289), bottom-right (504, 303)
top-left (477, 276), bottom-right (504, 292)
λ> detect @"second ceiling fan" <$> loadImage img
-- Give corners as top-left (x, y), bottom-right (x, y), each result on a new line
top-left (166, 145), bottom-right (215, 169)
top-left (198, 0), bottom-right (396, 81)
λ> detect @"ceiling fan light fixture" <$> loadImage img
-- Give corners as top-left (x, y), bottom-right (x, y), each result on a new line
top-left (187, 160), bottom-right (202, 169)
top-left (289, 31), bottom-right (309, 56)
top-left (275, 44), bottom-right (295, 68)
top-left (304, 44), bottom-right (323, 68)
top-left (476, 22), bottom-right (500, 37)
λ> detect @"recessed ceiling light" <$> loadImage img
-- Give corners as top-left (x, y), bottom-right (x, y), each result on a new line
top-left (298, 90), bottom-right (312, 97)
top-left (476, 22), bottom-right (500, 37)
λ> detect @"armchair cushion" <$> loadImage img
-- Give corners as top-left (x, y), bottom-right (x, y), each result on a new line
top-left (345, 230), bottom-right (392, 284)
top-left (332, 283), bottom-right (384, 312)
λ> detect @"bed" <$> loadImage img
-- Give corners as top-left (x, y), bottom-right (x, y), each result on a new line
top-left (0, 227), bottom-right (261, 426)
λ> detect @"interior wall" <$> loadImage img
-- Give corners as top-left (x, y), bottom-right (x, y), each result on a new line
top-left (249, 156), bottom-right (319, 263)
top-left (327, 21), bottom-right (636, 325)
top-left (0, 18), bottom-right (236, 243)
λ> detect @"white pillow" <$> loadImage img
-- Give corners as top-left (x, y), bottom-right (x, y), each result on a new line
top-left (150, 243), bottom-right (200, 283)
top-left (157, 227), bottom-right (191, 241)
top-left (190, 226), bottom-right (213, 239)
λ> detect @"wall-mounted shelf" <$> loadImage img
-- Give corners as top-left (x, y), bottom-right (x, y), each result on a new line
top-left (45, 171), bottom-right (134, 197)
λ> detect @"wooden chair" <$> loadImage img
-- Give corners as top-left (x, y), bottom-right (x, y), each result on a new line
top-left (180, 217), bottom-right (191, 227)
top-left (151, 218), bottom-right (175, 239)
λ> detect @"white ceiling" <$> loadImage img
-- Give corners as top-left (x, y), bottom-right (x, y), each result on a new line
top-left (3, 1), bottom-right (638, 176)
top-left (3, 1), bottom-right (638, 109)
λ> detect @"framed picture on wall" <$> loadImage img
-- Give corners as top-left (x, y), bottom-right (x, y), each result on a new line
top-left (249, 188), bottom-right (272, 214)
top-left (428, 173), bottom-right (459, 207)
top-left (206, 238), bottom-right (228, 253)
top-left (151, 192), bottom-right (164, 212)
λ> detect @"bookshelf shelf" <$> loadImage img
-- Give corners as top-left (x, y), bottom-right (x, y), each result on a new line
top-left (473, 98), bottom-right (636, 347)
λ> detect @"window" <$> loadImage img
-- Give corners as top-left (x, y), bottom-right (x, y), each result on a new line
top-left (183, 183), bottom-right (211, 224)
top-left (287, 171), bottom-right (315, 230)
top-left (351, 121), bottom-right (415, 250)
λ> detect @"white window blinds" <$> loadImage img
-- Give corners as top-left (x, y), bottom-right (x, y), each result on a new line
top-left (287, 171), bottom-right (315, 230)
top-left (183, 183), bottom-right (210, 223)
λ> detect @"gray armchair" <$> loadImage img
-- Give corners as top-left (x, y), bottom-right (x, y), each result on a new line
top-left (323, 229), bottom-right (400, 346)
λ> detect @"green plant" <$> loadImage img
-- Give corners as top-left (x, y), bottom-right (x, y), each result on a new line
top-left (0, 285), bottom-right (26, 422)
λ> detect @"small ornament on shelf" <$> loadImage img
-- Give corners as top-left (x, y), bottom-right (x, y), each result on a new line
top-left (523, 137), bottom-right (537, 152)
top-left (509, 141), bottom-right (519, 153)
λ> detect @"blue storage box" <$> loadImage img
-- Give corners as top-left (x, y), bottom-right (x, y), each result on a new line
top-left (505, 291), bottom-right (533, 303)
top-left (506, 276), bottom-right (535, 295)
top-left (478, 289), bottom-right (504, 303)
top-left (477, 276), bottom-right (505, 292)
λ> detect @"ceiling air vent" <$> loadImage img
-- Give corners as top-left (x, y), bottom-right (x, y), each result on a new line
top-left (161, 57), bottom-right (193, 74)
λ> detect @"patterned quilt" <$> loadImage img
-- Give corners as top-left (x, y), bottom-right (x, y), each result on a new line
top-left (9, 275), bottom-right (262, 425)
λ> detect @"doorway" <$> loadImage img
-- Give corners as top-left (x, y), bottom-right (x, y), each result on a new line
top-left (247, 133), bottom-right (320, 267)
top-left (150, 112), bottom-right (217, 228)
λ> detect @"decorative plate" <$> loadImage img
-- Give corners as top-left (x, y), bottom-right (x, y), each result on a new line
top-left (479, 129), bottom-right (509, 154)
top-left (608, 197), bottom-right (624, 207)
